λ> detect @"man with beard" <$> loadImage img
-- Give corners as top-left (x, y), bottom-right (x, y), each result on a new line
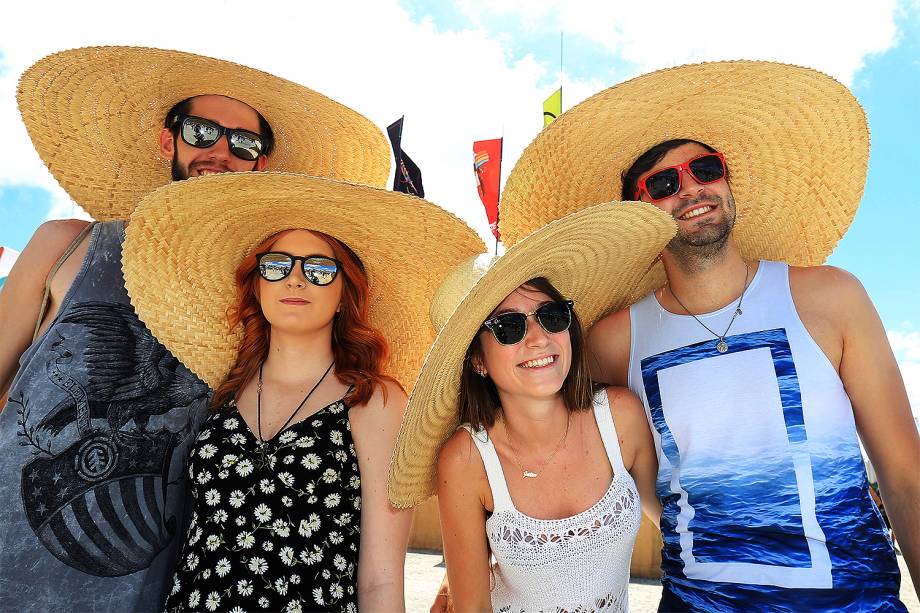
top-left (0, 46), bottom-right (389, 611)
top-left (494, 62), bottom-right (917, 611)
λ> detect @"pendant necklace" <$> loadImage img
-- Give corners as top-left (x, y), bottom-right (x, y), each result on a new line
top-left (256, 360), bottom-right (335, 444)
top-left (504, 413), bottom-right (570, 479)
top-left (668, 262), bottom-right (750, 354)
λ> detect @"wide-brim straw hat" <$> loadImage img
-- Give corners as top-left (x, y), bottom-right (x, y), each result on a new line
top-left (122, 172), bottom-right (484, 392)
top-left (499, 60), bottom-right (869, 297)
top-left (17, 46), bottom-right (391, 221)
top-left (387, 202), bottom-right (677, 507)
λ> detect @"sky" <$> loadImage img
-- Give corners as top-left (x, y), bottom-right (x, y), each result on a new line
top-left (0, 0), bottom-right (918, 413)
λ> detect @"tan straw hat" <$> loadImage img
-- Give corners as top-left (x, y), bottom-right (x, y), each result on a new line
top-left (122, 172), bottom-right (484, 392)
top-left (499, 60), bottom-right (869, 297)
top-left (17, 46), bottom-right (391, 221)
top-left (387, 202), bottom-right (677, 507)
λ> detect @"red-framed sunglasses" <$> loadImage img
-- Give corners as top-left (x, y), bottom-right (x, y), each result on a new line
top-left (635, 152), bottom-right (727, 202)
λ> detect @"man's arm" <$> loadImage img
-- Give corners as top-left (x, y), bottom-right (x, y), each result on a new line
top-left (587, 307), bottom-right (632, 386)
top-left (0, 220), bottom-right (89, 408)
top-left (799, 266), bottom-right (920, 592)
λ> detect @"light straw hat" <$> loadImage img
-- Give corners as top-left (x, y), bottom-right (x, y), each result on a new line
top-left (122, 172), bottom-right (484, 392)
top-left (387, 202), bottom-right (677, 507)
top-left (17, 46), bottom-right (391, 221)
top-left (499, 60), bottom-right (869, 297)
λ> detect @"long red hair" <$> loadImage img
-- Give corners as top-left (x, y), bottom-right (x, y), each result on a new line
top-left (211, 229), bottom-right (399, 410)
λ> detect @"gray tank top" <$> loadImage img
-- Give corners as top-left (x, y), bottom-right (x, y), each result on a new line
top-left (1, 221), bottom-right (210, 611)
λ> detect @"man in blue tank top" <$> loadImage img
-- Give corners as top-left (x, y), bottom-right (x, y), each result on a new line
top-left (0, 47), bottom-right (390, 611)
top-left (473, 61), bottom-right (917, 612)
top-left (579, 66), bottom-right (918, 610)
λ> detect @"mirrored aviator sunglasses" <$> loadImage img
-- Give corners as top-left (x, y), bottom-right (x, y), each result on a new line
top-left (637, 152), bottom-right (726, 202)
top-left (482, 300), bottom-right (574, 345)
top-left (177, 114), bottom-right (265, 161)
top-left (256, 252), bottom-right (342, 286)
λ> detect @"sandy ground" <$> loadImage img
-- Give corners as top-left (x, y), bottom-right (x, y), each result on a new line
top-left (404, 550), bottom-right (919, 612)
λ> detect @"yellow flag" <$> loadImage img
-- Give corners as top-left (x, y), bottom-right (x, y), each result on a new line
top-left (543, 87), bottom-right (562, 127)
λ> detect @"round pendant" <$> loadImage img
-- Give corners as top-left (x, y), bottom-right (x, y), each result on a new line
top-left (716, 340), bottom-right (729, 353)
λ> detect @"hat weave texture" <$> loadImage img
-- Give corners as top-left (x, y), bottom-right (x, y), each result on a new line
top-left (499, 60), bottom-right (869, 298)
top-left (18, 46), bottom-right (391, 220)
top-left (387, 202), bottom-right (677, 507)
top-left (123, 172), bottom-right (484, 392)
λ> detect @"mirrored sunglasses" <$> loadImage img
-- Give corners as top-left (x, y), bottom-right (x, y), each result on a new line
top-left (256, 252), bottom-right (341, 286)
top-left (175, 114), bottom-right (265, 162)
top-left (481, 300), bottom-right (574, 346)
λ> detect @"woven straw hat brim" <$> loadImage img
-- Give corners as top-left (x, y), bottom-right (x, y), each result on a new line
top-left (18, 46), bottom-right (391, 221)
top-left (499, 60), bottom-right (869, 298)
top-left (387, 202), bottom-right (677, 508)
top-left (122, 172), bottom-right (485, 392)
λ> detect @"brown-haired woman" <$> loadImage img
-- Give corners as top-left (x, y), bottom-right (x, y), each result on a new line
top-left (386, 203), bottom-right (678, 612)
top-left (438, 278), bottom-right (660, 610)
top-left (121, 172), bottom-right (486, 612)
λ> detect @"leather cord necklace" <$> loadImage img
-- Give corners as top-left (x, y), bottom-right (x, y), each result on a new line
top-left (668, 262), bottom-right (750, 354)
top-left (256, 360), bottom-right (335, 443)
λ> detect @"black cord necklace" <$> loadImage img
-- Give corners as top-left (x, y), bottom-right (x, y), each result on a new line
top-left (256, 360), bottom-right (335, 443)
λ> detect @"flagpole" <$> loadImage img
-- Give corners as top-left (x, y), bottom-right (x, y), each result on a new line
top-left (497, 126), bottom-right (504, 256)
top-left (560, 32), bottom-right (564, 110)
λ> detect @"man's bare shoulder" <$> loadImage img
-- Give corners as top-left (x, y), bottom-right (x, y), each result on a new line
top-left (591, 306), bottom-right (631, 339)
top-left (587, 307), bottom-right (632, 385)
top-left (789, 264), bottom-right (868, 305)
top-left (12, 219), bottom-right (89, 278)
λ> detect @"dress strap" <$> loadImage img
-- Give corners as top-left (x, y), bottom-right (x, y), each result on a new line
top-left (592, 390), bottom-right (626, 474)
top-left (459, 424), bottom-right (514, 511)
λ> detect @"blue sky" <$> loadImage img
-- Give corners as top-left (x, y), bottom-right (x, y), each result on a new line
top-left (0, 0), bottom-right (917, 409)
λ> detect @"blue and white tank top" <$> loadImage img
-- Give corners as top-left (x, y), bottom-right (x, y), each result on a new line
top-left (628, 260), bottom-right (904, 611)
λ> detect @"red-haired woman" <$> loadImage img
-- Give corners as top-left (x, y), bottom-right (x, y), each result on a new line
top-left (121, 173), bottom-right (484, 612)
top-left (165, 228), bottom-right (408, 612)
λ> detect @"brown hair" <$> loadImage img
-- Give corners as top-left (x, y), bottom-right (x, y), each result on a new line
top-left (621, 138), bottom-right (730, 201)
top-left (457, 277), bottom-right (594, 431)
top-left (211, 229), bottom-right (399, 410)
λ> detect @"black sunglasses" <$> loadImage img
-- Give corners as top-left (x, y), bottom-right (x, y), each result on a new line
top-left (173, 114), bottom-right (265, 162)
top-left (481, 300), bottom-right (574, 346)
top-left (256, 252), bottom-right (342, 286)
top-left (635, 152), bottom-right (727, 202)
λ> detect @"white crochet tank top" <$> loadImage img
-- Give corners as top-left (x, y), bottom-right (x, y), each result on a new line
top-left (463, 390), bottom-right (641, 612)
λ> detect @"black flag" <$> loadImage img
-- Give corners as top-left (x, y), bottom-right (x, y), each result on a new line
top-left (386, 117), bottom-right (425, 198)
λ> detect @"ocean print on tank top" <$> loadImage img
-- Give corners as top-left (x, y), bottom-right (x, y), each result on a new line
top-left (629, 261), bottom-right (904, 611)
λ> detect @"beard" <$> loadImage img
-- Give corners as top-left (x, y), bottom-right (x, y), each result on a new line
top-left (665, 192), bottom-right (737, 264)
top-left (171, 149), bottom-right (189, 181)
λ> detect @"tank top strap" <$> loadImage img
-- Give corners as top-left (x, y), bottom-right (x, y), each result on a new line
top-left (459, 424), bottom-right (514, 511)
top-left (592, 390), bottom-right (626, 474)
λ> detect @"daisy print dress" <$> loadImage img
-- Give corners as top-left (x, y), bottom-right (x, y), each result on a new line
top-left (165, 395), bottom-right (361, 612)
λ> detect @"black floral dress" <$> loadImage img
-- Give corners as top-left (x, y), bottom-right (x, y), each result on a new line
top-left (164, 395), bottom-right (361, 612)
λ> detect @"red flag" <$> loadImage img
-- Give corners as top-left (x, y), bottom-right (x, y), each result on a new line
top-left (473, 138), bottom-right (503, 240)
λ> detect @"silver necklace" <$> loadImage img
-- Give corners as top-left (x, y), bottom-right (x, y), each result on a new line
top-left (504, 413), bottom-right (570, 479)
top-left (256, 361), bottom-right (334, 443)
top-left (668, 262), bottom-right (750, 354)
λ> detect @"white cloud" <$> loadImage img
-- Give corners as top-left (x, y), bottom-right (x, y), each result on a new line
top-left (456, 0), bottom-right (899, 85)
top-left (0, 0), bottom-right (905, 247)
top-left (888, 328), bottom-right (920, 417)
top-left (0, 0), bottom-right (591, 245)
